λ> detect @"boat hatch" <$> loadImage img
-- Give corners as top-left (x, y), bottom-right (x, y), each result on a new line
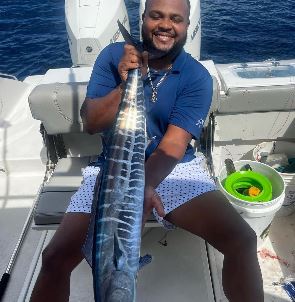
top-left (234, 63), bottom-right (295, 79)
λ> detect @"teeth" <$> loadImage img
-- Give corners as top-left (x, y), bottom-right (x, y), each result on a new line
top-left (156, 34), bottom-right (173, 42)
top-left (157, 34), bottom-right (172, 37)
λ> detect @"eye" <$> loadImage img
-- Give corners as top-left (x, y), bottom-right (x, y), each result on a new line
top-left (149, 12), bottom-right (162, 20)
top-left (171, 15), bottom-right (184, 24)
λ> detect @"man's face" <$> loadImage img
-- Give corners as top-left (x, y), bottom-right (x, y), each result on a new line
top-left (142, 0), bottom-right (190, 58)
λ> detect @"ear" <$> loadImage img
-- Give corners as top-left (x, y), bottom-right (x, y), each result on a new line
top-left (186, 20), bottom-right (190, 30)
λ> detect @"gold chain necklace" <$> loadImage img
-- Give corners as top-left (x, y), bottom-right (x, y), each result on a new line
top-left (146, 64), bottom-right (172, 102)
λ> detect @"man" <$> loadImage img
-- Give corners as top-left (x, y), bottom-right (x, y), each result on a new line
top-left (30, 0), bottom-right (264, 301)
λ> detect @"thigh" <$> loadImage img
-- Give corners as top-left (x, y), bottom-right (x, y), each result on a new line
top-left (153, 156), bottom-right (216, 228)
top-left (165, 190), bottom-right (254, 253)
top-left (46, 213), bottom-right (91, 258)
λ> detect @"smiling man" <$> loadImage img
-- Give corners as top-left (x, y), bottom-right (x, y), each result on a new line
top-left (30, 0), bottom-right (264, 301)
top-left (142, 0), bottom-right (190, 58)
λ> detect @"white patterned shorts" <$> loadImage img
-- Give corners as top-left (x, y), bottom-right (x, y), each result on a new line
top-left (66, 153), bottom-right (217, 228)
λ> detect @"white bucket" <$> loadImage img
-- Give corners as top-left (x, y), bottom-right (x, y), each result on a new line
top-left (253, 141), bottom-right (295, 216)
top-left (217, 160), bottom-right (285, 244)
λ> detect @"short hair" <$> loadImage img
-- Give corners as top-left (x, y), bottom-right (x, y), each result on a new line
top-left (143, 0), bottom-right (191, 18)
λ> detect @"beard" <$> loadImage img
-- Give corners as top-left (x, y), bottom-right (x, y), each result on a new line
top-left (141, 27), bottom-right (187, 60)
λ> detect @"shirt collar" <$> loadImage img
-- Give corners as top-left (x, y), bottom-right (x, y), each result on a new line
top-left (145, 49), bottom-right (187, 76)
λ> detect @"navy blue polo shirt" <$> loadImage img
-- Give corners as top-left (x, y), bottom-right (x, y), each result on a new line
top-left (87, 42), bottom-right (213, 163)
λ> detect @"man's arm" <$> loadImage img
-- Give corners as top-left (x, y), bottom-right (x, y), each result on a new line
top-left (80, 86), bottom-right (122, 134)
top-left (145, 124), bottom-right (192, 188)
top-left (142, 124), bottom-right (192, 223)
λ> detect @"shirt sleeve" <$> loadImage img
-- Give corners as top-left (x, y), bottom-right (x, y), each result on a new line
top-left (168, 71), bottom-right (213, 139)
top-left (86, 45), bottom-right (120, 98)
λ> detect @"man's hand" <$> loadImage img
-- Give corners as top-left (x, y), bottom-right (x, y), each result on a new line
top-left (118, 44), bottom-right (148, 82)
top-left (142, 185), bottom-right (165, 226)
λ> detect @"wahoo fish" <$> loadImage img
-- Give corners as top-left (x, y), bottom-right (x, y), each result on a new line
top-left (92, 22), bottom-right (146, 302)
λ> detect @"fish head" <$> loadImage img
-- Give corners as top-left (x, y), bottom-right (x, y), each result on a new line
top-left (104, 270), bottom-right (136, 302)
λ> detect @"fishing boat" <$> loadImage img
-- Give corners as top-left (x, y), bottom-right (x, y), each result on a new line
top-left (0, 0), bottom-right (294, 301)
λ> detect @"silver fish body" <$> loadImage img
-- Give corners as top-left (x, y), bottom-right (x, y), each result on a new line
top-left (92, 68), bottom-right (146, 302)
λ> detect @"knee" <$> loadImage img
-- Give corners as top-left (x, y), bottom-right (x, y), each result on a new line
top-left (224, 224), bottom-right (258, 256)
top-left (41, 245), bottom-right (62, 273)
top-left (237, 225), bottom-right (257, 252)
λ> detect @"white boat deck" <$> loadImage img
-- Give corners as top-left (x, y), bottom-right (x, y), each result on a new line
top-left (0, 173), bottom-right (44, 302)
top-left (22, 228), bottom-right (215, 302)
top-left (1, 202), bottom-right (294, 301)
top-left (0, 75), bottom-right (47, 302)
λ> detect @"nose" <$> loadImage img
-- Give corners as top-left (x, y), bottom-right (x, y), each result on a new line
top-left (158, 18), bottom-right (172, 30)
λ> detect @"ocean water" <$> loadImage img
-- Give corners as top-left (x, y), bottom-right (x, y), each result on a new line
top-left (0, 0), bottom-right (294, 80)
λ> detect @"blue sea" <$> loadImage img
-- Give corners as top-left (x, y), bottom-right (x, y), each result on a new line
top-left (0, 0), bottom-right (294, 80)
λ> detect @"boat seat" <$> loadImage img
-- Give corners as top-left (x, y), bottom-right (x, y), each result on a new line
top-left (28, 82), bottom-right (86, 135)
top-left (34, 157), bottom-right (90, 226)
top-left (28, 76), bottom-right (219, 229)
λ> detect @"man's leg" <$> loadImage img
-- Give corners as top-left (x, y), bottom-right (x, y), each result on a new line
top-left (165, 190), bottom-right (264, 302)
top-left (30, 213), bottom-right (90, 302)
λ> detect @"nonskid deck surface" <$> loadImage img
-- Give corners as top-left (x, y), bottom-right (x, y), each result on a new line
top-left (258, 213), bottom-right (295, 301)
top-left (23, 228), bottom-right (214, 302)
top-left (20, 214), bottom-right (295, 302)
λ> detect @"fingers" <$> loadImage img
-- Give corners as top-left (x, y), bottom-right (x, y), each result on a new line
top-left (143, 186), bottom-right (166, 218)
top-left (118, 44), bottom-right (145, 82)
top-left (141, 51), bottom-right (149, 77)
top-left (153, 192), bottom-right (165, 217)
